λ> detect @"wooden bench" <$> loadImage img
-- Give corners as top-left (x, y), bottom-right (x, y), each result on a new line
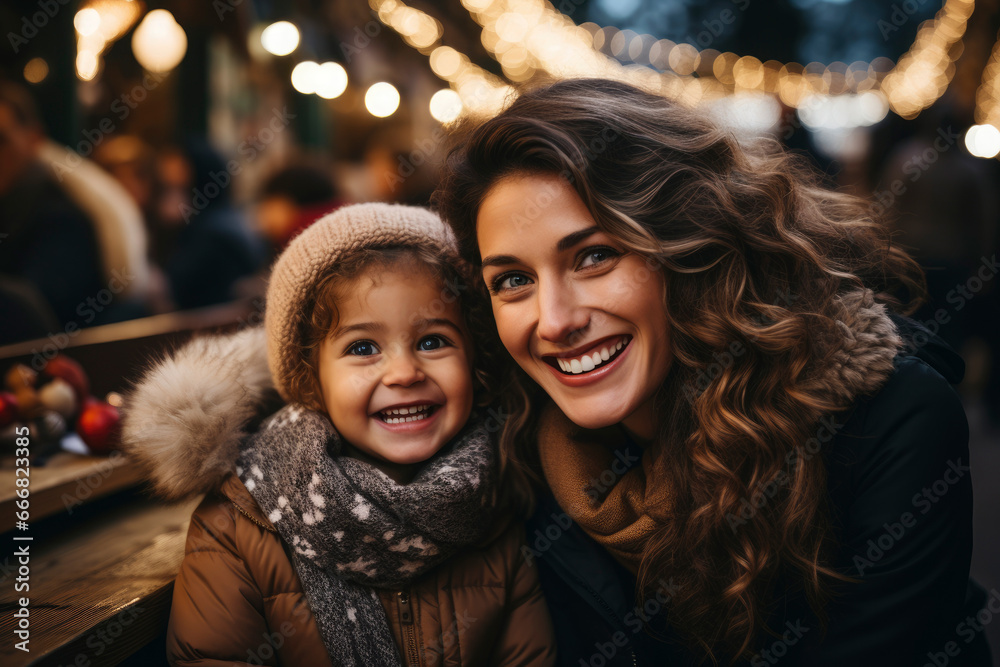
top-left (0, 489), bottom-right (200, 666)
top-left (0, 301), bottom-right (260, 666)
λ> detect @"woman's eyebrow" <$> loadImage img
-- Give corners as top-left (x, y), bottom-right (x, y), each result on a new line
top-left (481, 226), bottom-right (601, 268)
top-left (556, 226), bottom-right (599, 252)
top-left (480, 254), bottom-right (519, 268)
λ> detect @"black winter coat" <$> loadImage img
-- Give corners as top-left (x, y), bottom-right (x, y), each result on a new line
top-left (527, 313), bottom-right (994, 666)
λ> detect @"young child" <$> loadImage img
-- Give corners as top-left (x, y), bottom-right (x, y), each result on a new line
top-left (122, 203), bottom-right (556, 666)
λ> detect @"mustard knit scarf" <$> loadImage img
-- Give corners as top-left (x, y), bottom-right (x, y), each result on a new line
top-left (537, 402), bottom-right (673, 573)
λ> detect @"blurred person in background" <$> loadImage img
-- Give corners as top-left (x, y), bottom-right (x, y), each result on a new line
top-left (152, 140), bottom-right (267, 312)
top-left (93, 135), bottom-right (176, 315)
top-left (875, 108), bottom-right (1000, 426)
top-left (0, 81), bottom-right (151, 345)
top-left (256, 163), bottom-right (343, 259)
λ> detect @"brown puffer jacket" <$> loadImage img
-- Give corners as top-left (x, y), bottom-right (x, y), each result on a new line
top-left (121, 327), bottom-right (556, 666)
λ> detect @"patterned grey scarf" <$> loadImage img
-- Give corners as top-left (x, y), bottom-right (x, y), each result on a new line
top-left (236, 403), bottom-right (496, 666)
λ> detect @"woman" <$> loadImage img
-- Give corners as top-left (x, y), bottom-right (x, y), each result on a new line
top-left (433, 78), bottom-right (992, 666)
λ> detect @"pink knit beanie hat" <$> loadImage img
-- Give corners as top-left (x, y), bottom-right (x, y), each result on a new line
top-left (265, 202), bottom-right (460, 401)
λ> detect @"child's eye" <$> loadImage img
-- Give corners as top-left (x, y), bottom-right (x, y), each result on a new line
top-left (490, 272), bottom-right (533, 295)
top-left (578, 246), bottom-right (621, 269)
top-left (346, 341), bottom-right (379, 356)
top-left (418, 335), bottom-right (450, 351)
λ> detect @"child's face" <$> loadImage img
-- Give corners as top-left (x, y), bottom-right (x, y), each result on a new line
top-left (318, 264), bottom-right (475, 474)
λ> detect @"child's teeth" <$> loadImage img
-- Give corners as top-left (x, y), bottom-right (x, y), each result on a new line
top-left (384, 411), bottom-right (431, 424)
top-left (382, 405), bottom-right (433, 422)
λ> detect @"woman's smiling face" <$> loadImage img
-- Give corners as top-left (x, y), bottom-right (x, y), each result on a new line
top-left (476, 172), bottom-right (673, 439)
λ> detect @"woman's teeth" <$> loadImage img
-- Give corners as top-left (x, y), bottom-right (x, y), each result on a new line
top-left (556, 339), bottom-right (626, 374)
top-left (380, 405), bottom-right (434, 424)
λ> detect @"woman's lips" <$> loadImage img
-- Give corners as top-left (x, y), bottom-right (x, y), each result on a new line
top-left (541, 336), bottom-right (634, 387)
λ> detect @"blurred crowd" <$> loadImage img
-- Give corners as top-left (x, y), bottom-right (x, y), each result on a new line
top-left (1, 79), bottom-right (998, 422)
top-left (0, 80), bottom-right (349, 345)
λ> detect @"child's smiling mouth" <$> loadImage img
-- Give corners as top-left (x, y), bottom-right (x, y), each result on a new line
top-left (375, 403), bottom-right (440, 425)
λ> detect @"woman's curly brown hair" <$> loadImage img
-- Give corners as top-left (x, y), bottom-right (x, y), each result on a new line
top-left (432, 78), bottom-right (926, 664)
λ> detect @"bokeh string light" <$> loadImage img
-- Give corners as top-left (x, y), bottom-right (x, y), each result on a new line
top-left (366, 0), bottom-right (513, 118)
top-left (967, 30), bottom-right (1000, 158)
top-left (74, 0), bottom-right (144, 81)
top-left (359, 0), bottom-right (984, 139)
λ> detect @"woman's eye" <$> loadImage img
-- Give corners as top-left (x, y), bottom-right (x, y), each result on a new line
top-left (579, 246), bottom-right (620, 269)
top-left (418, 335), bottom-right (449, 351)
top-left (491, 273), bottom-right (533, 294)
top-left (347, 341), bottom-right (379, 356)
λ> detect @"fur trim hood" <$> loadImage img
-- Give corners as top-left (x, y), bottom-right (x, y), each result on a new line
top-left (121, 289), bottom-right (906, 501)
top-left (121, 326), bottom-right (281, 501)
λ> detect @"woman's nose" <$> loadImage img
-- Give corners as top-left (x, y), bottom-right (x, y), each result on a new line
top-left (381, 351), bottom-right (426, 387)
top-left (535, 279), bottom-right (590, 345)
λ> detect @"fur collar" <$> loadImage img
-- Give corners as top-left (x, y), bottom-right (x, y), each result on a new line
top-left (121, 289), bottom-right (903, 501)
top-left (121, 326), bottom-right (281, 501)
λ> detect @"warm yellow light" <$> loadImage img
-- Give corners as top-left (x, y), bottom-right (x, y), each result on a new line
top-left (261, 21), bottom-right (299, 56)
top-left (76, 50), bottom-right (99, 81)
top-left (132, 10), bottom-right (187, 73)
top-left (24, 58), bottom-right (49, 84)
top-left (669, 43), bottom-right (697, 76)
top-left (496, 12), bottom-right (530, 43)
top-left (291, 61), bottom-right (320, 95)
top-left (74, 8), bottom-right (101, 36)
top-left (430, 46), bottom-right (462, 78)
top-left (429, 88), bottom-right (462, 122)
top-left (365, 82), bottom-right (400, 117)
top-left (965, 124), bottom-right (1000, 158)
top-left (315, 62), bottom-right (348, 99)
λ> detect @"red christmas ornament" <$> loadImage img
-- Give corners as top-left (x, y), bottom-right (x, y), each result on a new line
top-left (42, 356), bottom-right (90, 409)
top-left (76, 398), bottom-right (121, 454)
top-left (0, 392), bottom-right (19, 427)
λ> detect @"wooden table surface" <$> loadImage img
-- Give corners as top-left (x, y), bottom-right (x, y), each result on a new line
top-left (0, 493), bottom-right (200, 666)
